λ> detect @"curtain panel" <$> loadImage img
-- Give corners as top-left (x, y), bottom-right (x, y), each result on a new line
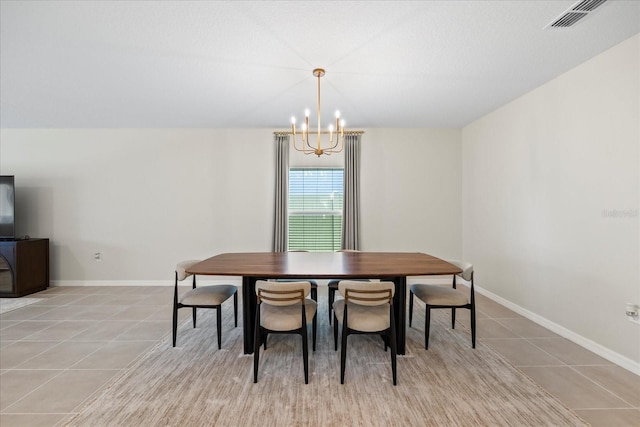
top-left (273, 135), bottom-right (289, 252)
top-left (342, 134), bottom-right (361, 250)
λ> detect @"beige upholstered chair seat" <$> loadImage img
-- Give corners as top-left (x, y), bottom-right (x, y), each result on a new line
top-left (333, 280), bottom-right (397, 385)
top-left (180, 285), bottom-right (238, 306)
top-left (173, 260), bottom-right (237, 350)
top-left (254, 280), bottom-right (317, 384)
top-left (409, 285), bottom-right (468, 306)
top-left (409, 259), bottom-right (476, 350)
top-left (332, 299), bottom-right (389, 332)
top-left (260, 300), bottom-right (317, 331)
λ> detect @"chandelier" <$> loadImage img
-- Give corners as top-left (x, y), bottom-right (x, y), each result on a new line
top-left (290, 68), bottom-right (346, 156)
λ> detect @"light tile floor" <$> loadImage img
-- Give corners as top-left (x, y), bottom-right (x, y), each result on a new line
top-left (0, 286), bottom-right (638, 427)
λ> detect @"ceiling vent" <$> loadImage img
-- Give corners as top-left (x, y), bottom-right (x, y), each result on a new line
top-left (546, 0), bottom-right (608, 28)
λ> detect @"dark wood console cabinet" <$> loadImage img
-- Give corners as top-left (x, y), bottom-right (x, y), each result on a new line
top-left (0, 238), bottom-right (49, 297)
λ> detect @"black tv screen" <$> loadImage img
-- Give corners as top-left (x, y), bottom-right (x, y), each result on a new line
top-left (0, 176), bottom-right (15, 239)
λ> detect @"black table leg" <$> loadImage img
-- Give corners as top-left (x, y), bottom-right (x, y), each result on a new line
top-left (391, 276), bottom-right (407, 355)
top-left (242, 276), bottom-right (258, 354)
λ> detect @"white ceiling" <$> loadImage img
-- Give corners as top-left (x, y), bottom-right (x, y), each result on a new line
top-left (1, 0), bottom-right (638, 129)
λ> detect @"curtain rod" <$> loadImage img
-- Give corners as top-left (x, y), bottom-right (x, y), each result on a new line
top-left (273, 130), bottom-right (364, 136)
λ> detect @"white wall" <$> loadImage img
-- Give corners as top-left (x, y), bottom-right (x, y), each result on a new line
top-left (361, 128), bottom-right (462, 258)
top-left (0, 129), bottom-right (275, 281)
top-left (0, 128), bottom-right (462, 282)
top-left (462, 34), bottom-right (640, 366)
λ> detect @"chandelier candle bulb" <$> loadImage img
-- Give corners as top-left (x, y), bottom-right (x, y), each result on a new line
top-left (304, 110), bottom-right (310, 143)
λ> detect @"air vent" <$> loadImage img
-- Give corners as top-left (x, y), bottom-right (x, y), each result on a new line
top-left (572, 0), bottom-right (607, 12)
top-left (546, 0), bottom-right (608, 28)
top-left (550, 12), bottom-right (587, 27)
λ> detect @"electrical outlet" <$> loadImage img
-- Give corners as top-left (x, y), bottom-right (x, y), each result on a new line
top-left (94, 252), bottom-right (103, 262)
top-left (625, 303), bottom-right (639, 325)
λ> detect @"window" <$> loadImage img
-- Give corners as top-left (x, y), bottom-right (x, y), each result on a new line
top-left (288, 168), bottom-right (343, 251)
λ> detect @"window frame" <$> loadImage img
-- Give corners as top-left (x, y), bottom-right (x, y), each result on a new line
top-left (287, 167), bottom-right (344, 252)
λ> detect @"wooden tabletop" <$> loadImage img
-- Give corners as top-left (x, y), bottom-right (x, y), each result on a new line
top-left (187, 252), bottom-right (462, 278)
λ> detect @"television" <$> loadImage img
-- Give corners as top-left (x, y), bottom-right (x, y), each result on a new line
top-left (0, 176), bottom-right (16, 240)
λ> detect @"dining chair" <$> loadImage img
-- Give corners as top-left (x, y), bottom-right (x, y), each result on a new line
top-left (253, 280), bottom-right (317, 384)
top-left (327, 250), bottom-right (369, 324)
top-left (408, 260), bottom-right (475, 349)
top-left (332, 280), bottom-right (397, 385)
top-left (172, 260), bottom-right (238, 349)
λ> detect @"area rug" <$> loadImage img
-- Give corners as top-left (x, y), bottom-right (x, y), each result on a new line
top-left (65, 293), bottom-right (587, 426)
top-left (0, 297), bottom-right (44, 314)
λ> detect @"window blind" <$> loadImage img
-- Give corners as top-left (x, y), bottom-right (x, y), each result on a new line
top-left (288, 168), bottom-right (343, 251)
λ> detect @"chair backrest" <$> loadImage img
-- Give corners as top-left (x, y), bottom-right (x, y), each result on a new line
top-left (338, 280), bottom-right (395, 306)
top-left (176, 259), bottom-right (201, 281)
top-left (255, 280), bottom-right (311, 306)
top-left (448, 260), bottom-right (473, 282)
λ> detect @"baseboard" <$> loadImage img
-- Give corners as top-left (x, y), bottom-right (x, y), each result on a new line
top-left (50, 278), bottom-right (243, 287)
top-left (475, 285), bottom-right (640, 376)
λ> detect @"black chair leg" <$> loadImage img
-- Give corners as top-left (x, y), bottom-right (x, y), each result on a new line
top-left (333, 315), bottom-right (339, 351)
top-left (452, 307), bottom-right (456, 329)
top-left (425, 307), bottom-right (431, 350)
top-left (172, 303), bottom-right (178, 347)
top-left (311, 287), bottom-right (317, 302)
top-left (312, 315), bottom-right (317, 351)
top-left (233, 292), bottom-right (238, 327)
top-left (471, 305), bottom-right (476, 349)
top-left (328, 287), bottom-right (335, 325)
top-left (192, 307), bottom-right (197, 328)
top-left (302, 327), bottom-right (309, 384)
top-left (409, 291), bottom-right (414, 327)
top-left (253, 313), bottom-right (261, 383)
top-left (390, 315), bottom-right (397, 386)
top-left (340, 325), bottom-right (348, 384)
top-left (172, 278), bottom-right (179, 347)
top-left (216, 306), bottom-right (222, 350)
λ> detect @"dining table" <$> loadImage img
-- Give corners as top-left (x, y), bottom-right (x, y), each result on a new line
top-left (187, 251), bottom-right (462, 354)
